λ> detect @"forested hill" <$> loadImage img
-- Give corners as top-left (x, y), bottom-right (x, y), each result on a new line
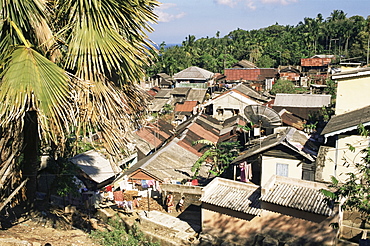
top-left (146, 10), bottom-right (370, 76)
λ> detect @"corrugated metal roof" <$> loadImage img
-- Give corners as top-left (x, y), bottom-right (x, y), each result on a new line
top-left (149, 98), bottom-right (169, 112)
top-left (231, 127), bottom-right (314, 164)
top-left (175, 101), bottom-right (198, 112)
top-left (274, 94), bottom-right (331, 107)
top-left (261, 177), bottom-right (333, 216)
top-left (187, 88), bottom-right (207, 102)
top-left (124, 138), bottom-right (206, 181)
top-left (70, 150), bottom-right (121, 184)
top-left (200, 177), bottom-right (261, 215)
top-left (174, 66), bottom-right (214, 80)
top-left (321, 105), bottom-right (370, 137)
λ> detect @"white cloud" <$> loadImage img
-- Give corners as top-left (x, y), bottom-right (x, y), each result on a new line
top-left (214, 0), bottom-right (297, 9)
top-left (154, 3), bottom-right (186, 23)
top-left (261, 0), bottom-right (298, 5)
top-left (214, 0), bottom-right (240, 8)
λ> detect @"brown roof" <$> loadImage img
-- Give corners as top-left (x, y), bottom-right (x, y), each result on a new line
top-left (188, 123), bottom-right (219, 143)
top-left (301, 58), bottom-right (332, 67)
top-left (224, 68), bottom-right (277, 81)
top-left (174, 101), bottom-right (198, 113)
top-left (232, 60), bottom-right (257, 69)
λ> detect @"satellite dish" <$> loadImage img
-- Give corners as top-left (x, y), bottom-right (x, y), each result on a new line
top-left (244, 105), bottom-right (282, 128)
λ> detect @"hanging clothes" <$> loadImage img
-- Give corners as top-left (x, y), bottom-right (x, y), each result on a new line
top-left (239, 161), bottom-right (252, 182)
top-left (141, 180), bottom-right (148, 189)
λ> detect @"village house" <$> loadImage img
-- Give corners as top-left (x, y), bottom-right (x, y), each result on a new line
top-left (224, 67), bottom-right (277, 91)
top-left (278, 65), bottom-right (301, 86)
top-left (270, 93), bottom-right (332, 122)
top-left (228, 127), bottom-right (317, 186)
top-left (203, 83), bottom-right (270, 121)
top-left (200, 176), bottom-right (337, 245)
top-left (317, 67), bottom-right (370, 183)
top-left (300, 54), bottom-right (336, 86)
top-left (173, 66), bottom-right (215, 89)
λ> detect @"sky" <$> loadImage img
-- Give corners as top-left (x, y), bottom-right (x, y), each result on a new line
top-left (148, 0), bottom-right (370, 45)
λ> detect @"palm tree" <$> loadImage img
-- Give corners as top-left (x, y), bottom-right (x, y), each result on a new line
top-left (0, 0), bottom-right (158, 209)
top-left (191, 140), bottom-right (241, 178)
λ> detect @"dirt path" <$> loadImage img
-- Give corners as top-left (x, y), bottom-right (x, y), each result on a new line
top-left (0, 218), bottom-right (100, 246)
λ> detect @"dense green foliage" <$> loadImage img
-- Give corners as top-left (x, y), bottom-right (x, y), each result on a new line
top-left (192, 140), bottom-right (241, 178)
top-left (90, 217), bottom-right (160, 246)
top-left (147, 10), bottom-right (370, 76)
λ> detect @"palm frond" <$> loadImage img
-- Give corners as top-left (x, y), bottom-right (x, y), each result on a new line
top-left (57, 0), bottom-right (159, 83)
top-left (0, 46), bottom-right (71, 145)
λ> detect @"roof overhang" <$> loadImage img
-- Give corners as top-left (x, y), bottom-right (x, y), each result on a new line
top-left (324, 121), bottom-right (370, 138)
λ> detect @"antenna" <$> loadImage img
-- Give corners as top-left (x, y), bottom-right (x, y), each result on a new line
top-left (244, 105), bottom-right (282, 129)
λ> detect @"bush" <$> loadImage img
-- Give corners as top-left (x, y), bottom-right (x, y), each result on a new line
top-left (90, 216), bottom-right (160, 246)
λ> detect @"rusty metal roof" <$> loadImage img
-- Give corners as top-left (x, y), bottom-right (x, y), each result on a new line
top-left (200, 177), bottom-right (261, 215)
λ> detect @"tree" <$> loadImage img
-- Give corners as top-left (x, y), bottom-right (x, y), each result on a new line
top-left (0, 0), bottom-right (158, 208)
top-left (321, 125), bottom-right (370, 228)
top-left (191, 140), bottom-right (241, 178)
top-left (270, 79), bottom-right (306, 95)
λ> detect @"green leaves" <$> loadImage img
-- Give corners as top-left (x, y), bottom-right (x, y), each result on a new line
top-left (0, 46), bottom-right (71, 144)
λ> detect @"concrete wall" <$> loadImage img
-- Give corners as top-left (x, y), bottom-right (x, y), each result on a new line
top-left (336, 75), bottom-right (370, 115)
top-left (261, 156), bottom-right (302, 186)
top-left (316, 135), bottom-right (367, 183)
top-left (160, 184), bottom-right (202, 208)
top-left (202, 205), bottom-right (338, 245)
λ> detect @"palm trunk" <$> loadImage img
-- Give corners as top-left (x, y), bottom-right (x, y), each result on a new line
top-left (22, 111), bottom-right (40, 208)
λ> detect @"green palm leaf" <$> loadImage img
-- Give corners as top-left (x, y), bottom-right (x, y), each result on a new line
top-left (0, 46), bottom-right (71, 144)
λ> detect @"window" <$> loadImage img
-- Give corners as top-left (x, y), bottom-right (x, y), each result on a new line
top-left (276, 163), bottom-right (288, 177)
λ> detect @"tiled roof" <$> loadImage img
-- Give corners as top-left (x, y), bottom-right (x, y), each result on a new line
top-left (261, 176), bottom-right (333, 216)
top-left (173, 66), bottom-right (214, 80)
top-left (321, 105), bottom-right (370, 137)
top-left (200, 177), bottom-right (261, 215)
top-left (273, 93), bottom-right (331, 108)
top-left (175, 101), bottom-right (198, 113)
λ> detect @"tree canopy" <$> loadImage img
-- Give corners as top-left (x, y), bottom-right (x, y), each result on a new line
top-left (146, 10), bottom-right (370, 76)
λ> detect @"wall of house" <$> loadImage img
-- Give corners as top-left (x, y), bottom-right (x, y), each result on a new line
top-left (316, 135), bottom-right (367, 183)
top-left (261, 156), bottom-right (302, 186)
top-left (335, 76), bottom-right (370, 115)
top-left (202, 204), bottom-right (337, 245)
top-left (211, 93), bottom-right (260, 120)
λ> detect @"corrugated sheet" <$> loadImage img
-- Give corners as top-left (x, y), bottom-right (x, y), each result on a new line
top-left (174, 66), bottom-right (214, 80)
top-left (260, 182), bottom-right (332, 216)
top-left (301, 58), bottom-right (332, 67)
top-left (274, 94), bottom-right (331, 107)
top-left (321, 105), bottom-right (370, 136)
top-left (70, 150), bottom-right (121, 184)
top-left (201, 178), bottom-right (261, 215)
top-left (175, 101), bottom-right (198, 112)
top-left (187, 88), bottom-right (207, 102)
